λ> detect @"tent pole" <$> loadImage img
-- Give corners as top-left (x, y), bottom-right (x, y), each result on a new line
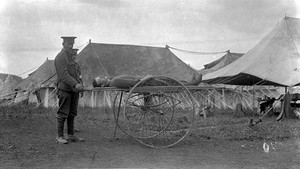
top-left (45, 88), bottom-right (49, 108)
top-left (91, 91), bottom-right (94, 108)
top-left (222, 89), bottom-right (226, 109)
top-left (252, 85), bottom-right (255, 117)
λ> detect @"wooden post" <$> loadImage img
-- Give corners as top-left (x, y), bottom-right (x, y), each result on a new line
top-left (222, 89), bottom-right (226, 109)
top-left (91, 91), bottom-right (94, 108)
top-left (252, 85), bottom-right (255, 116)
top-left (44, 88), bottom-right (49, 108)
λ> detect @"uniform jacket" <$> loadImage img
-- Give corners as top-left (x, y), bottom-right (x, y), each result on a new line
top-left (54, 49), bottom-right (82, 92)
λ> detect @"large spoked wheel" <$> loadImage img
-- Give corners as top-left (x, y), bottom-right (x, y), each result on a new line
top-left (119, 75), bottom-right (196, 148)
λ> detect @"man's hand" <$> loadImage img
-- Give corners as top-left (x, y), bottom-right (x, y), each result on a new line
top-left (74, 83), bottom-right (83, 92)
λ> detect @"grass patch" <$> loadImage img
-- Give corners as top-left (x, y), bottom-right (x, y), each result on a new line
top-left (0, 103), bottom-right (52, 120)
top-left (1, 104), bottom-right (300, 142)
top-left (192, 112), bottom-right (299, 141)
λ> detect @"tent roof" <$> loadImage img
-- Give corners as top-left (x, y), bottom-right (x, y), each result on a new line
top-left (0, 73), bottom-right (21, 83)
top-left (77, 43), bottom-right (198, 87)
top-left (199, 52), bottom-right (243, 75)
top-left (203, 52), bottom-right (243, 69)
top-left (203, 16), bottom-right (300, 87)
top-left (0, 75), bottom-right (22, 97)
top-left (15, 59), bottom-right (56, 90)
top-left (17, 43), bottom-right (198, 90)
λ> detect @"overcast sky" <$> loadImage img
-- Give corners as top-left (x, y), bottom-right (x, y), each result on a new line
top-left (0, 0), bottom-right (299, 78)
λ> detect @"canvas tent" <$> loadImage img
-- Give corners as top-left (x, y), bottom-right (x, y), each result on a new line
top-left (198, 51), bottom-right (243, 75)
top-left (0, 74), bottom-right (22, 87)
top-left (77, 43), bottom-right (199, 108)
top-left (203, 17), bottom-right (300, 87)
top-left (13, 43), bottom-right (199, 107)
top-left (202, 16), bottom-right (300, 119)
top-left (15, 58), bottom-right (56, 91)
top-left (0, 73), bottom-right (12, 82)
top-left (14, 59), bottom-right (57, 106)
top-left (0, 75), bottom-right (22, 96)
top-left (78, 43), bottom-right (198, 87)
top-left (0, 75), bottom-right (22, 104)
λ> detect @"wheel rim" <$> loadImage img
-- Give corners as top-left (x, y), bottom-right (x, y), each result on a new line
top-left (120, 75), bottom-right (196, 148)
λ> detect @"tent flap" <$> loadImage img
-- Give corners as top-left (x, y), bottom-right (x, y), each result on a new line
top-left (203, 17), bottom-right (300, 87)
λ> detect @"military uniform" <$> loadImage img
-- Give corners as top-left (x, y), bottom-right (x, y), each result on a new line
top-left (54, 37), bottom-right (83, 142)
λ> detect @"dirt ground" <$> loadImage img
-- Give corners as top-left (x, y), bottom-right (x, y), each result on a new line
top-left (1, 106), bottom-right (300, 169)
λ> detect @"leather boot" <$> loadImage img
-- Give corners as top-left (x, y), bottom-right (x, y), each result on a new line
top-left (67, 116), bottom-right (84, 142)
top-left (57, 117), bottom-right (67, 144)
top-left (56, 136), bottom-right (68, 144)
top-left (57, 117), bottom-right (66, 137)
top-left (67, 135), bottom-right (84, 142)
top-left (67, 116), bottom-right (74, 135)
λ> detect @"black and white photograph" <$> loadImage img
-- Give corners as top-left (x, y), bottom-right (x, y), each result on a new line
top-left (0, 0), bottom-right (300, 168)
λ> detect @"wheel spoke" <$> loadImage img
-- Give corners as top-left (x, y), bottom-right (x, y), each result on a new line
top-left (115, 76), bottom-right (195, 148)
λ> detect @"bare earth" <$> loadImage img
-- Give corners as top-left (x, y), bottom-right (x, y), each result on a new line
top-left (1, 107), bottom-right (300, 169)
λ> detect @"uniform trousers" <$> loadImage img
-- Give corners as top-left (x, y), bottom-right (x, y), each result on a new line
top-left (57, 89), bottom-right (79, 137)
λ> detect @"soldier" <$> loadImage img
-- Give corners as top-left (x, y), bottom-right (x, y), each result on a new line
top-left (54, 36), bottom-right (84, 144)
